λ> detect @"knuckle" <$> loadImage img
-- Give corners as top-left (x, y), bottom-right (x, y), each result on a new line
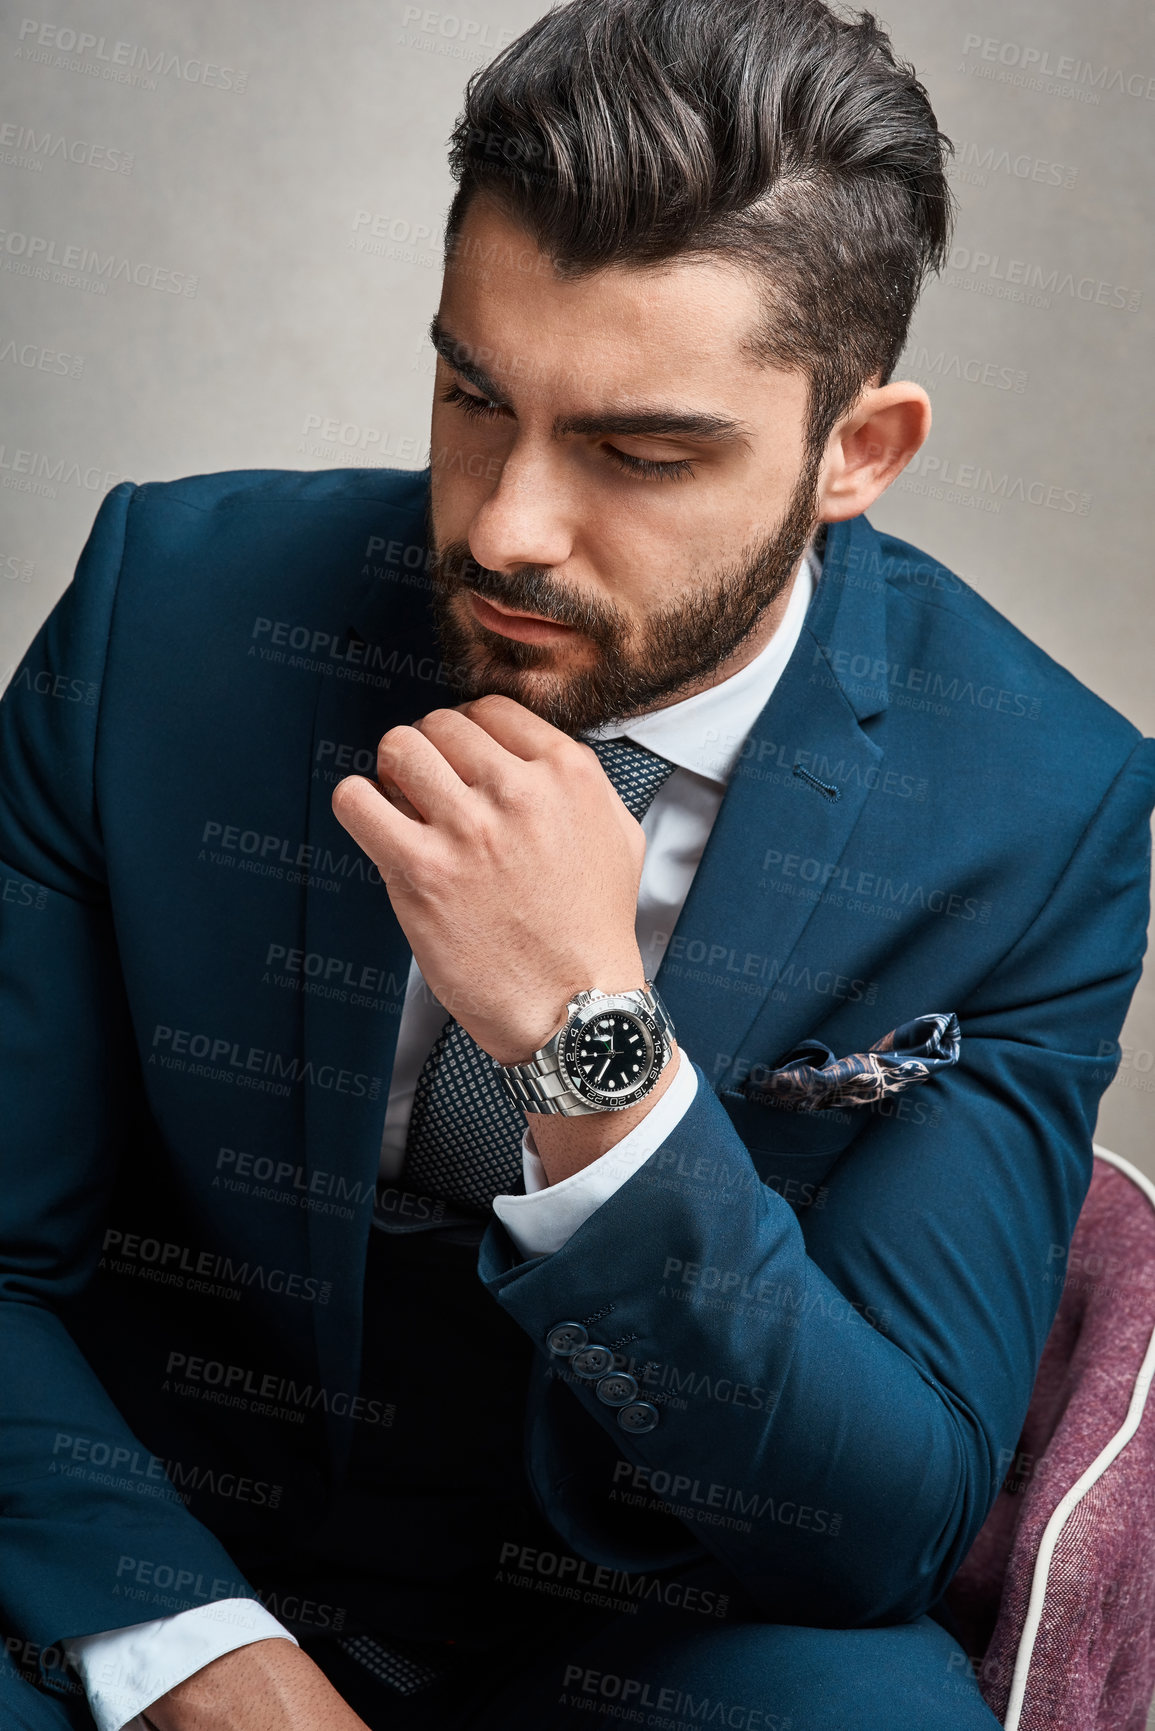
top-left (377, 724), bottom-right (417, 765)
top-left (460, 693), bottom-right (505, 723)
top-left (495, 778), bottom-right (535, 817)
top-left (416, 707), bottom-right (458, 730)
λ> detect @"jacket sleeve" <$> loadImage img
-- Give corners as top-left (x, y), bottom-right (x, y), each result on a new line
top-left (0, 485), bottom-right (264, 1662)
top-left (479, 734), bottom-right (1155, 1627)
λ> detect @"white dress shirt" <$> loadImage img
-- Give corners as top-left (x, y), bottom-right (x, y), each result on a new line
top-left (65, 539), bottom-right (820, 1731)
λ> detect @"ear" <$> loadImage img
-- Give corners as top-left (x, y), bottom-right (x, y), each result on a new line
top-left (815, 381), bottom-right (932, 523)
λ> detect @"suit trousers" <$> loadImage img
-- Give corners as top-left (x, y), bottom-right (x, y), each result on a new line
top-left (0, 1603), bottom-right (1001, 1730)
top-left (301, 1605), bottom-right (1004, 1729)
top-left (2, 1219), bottom-right (1000, 1730)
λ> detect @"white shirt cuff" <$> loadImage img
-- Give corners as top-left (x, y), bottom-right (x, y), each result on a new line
top-left (65, 1599), bottom-right (297, 1731)
top-left (492, 1045), bottom-right (697, 1259)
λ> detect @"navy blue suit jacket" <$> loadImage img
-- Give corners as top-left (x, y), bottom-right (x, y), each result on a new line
top-left (2, 466), bottom-right (1152, 1656)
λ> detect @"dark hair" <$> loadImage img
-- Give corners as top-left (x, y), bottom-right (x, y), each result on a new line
top-left (444, 0), bottom-right (955, 464)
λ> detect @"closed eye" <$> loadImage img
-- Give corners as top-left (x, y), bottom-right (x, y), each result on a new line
top-left (438, 381), bottom-right (696, 482)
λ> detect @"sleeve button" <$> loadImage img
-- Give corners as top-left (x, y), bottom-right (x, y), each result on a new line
top-left (571, 1344), bottom-right (615, 1379)
top-left (595, 1373), bottom-right (639, 1407)
top-left (617, 1400), bottom-right (660, 1434)
top-left (546, 1322), bottom-right (589, 1356)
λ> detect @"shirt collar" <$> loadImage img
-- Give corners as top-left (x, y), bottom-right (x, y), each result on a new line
top-left (581, 534), bottom-right (820, 786)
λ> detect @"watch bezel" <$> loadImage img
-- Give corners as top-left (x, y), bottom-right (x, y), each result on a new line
top-left (556, 995), bottom-right (668, 1110)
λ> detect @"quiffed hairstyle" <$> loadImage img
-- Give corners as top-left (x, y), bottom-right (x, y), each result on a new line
top-left (444, 0), bottom-right (955, 462)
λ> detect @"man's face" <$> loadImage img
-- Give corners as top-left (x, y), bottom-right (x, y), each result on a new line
top-left (426, 194), bottom-right (825, 735)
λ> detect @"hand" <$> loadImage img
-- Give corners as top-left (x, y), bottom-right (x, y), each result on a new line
top-left (330, 694), bottom-right (648, 1064)
top-left (144, 1639), bottom-right (369, 1731)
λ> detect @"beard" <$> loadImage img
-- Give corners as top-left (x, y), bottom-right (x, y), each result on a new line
top-left (425, 453), bottom-right (823, 737)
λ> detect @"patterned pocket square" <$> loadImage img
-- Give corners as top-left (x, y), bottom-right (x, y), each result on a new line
top-left (743, 1011), bottom-right (961, 1112)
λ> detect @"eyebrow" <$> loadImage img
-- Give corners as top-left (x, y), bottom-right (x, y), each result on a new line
top-left (428, 315), bottom-right (753, 449)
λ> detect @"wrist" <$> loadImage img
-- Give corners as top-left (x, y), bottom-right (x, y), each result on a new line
top-left (492, 957), bottom-right (647, 1065)
top-left (145, 1639), bottom-right (368, 1731)
top-left (529, 1037), bottom-right (680, 1184)
top-left (498, 977), bottom-right (674, 1125)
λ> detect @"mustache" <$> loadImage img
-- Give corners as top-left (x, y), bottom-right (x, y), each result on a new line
top-left (432, 541), bottom-right (620, 640)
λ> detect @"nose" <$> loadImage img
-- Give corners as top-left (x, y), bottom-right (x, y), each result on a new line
top-left (465, 449), bottom-right (576, 577)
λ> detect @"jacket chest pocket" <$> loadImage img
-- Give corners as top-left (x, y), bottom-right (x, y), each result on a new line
top-left (716, 1085), bottom-right (863, 1212)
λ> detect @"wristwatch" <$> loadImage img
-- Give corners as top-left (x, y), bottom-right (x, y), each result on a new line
top-left (495, 981), bottom-right (676, 1116)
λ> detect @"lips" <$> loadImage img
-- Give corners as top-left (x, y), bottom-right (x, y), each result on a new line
top-left (466, 589), bottom-right (576, 643)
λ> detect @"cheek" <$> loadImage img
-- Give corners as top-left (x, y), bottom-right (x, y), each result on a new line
top-left (600, 472), bottom-right (742, 579)
top-left (590, 514), bottom-right (694, 618)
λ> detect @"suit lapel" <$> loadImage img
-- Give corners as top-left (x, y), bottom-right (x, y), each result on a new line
top-left (654, 511), bottom-right (891, 1086)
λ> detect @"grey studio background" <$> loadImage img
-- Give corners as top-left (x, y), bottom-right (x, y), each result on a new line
top-left (1, 1), bottom-right (1153, 1171)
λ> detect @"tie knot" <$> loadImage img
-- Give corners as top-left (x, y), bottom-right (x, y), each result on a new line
top-left (585, 734), bottom-right (677, 822)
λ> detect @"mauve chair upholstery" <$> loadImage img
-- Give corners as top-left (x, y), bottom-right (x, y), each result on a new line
top-left (946, 1149), bottom-right (1155, 1730)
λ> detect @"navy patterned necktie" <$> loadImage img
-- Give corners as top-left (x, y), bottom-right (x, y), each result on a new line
top-left (397, 735), bottom-right (677, 1215)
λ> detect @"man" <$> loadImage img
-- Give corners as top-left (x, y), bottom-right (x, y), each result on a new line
top-left (2, 0), bottom-right (1152, 1726)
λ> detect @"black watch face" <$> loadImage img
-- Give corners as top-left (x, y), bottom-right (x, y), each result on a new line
top-left (561, 1008), bottom-right (663, 1106)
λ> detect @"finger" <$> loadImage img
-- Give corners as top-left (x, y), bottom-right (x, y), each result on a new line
top-left (375, 775), bottom-right (422, 821)
top-left (412, 707), bottom-right (518, 789)
top-left (375, 723), bottom-right (473, 825)
top-left (331, 774), bottom-right (431, 883)
top-left (452, 693), bottom-right (580, 763)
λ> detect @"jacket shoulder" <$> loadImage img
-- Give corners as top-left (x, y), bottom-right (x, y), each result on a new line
top-left (871, 524), bottom-right (1144, 769)
top-left (134, 464), bottom-right (430, 517)
top-left (110, 464), bottom-right (432, 629)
